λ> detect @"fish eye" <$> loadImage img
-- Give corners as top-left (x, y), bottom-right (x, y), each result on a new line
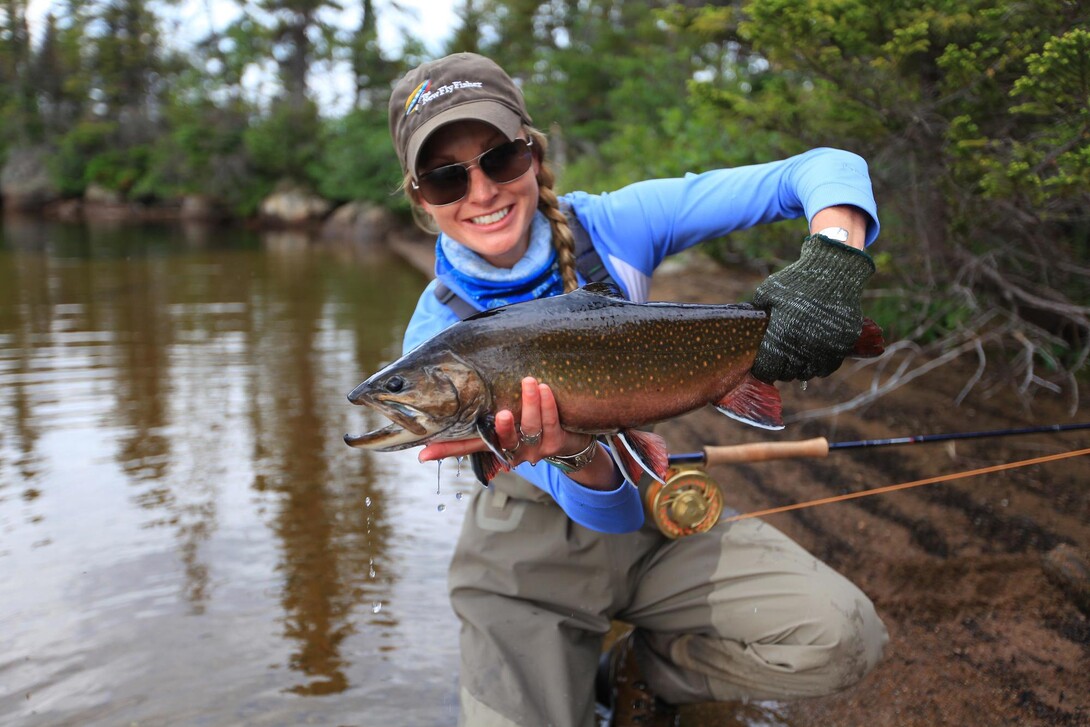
top-left (385, 375), bottom-right (405, 393)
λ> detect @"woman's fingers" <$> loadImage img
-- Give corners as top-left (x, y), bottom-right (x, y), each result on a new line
top-left (519, 377), bottom-right (544, 445)
top-left (419, 438), bottom-right (487, 462)
top-left (418, 377), bottom-right (574, 466)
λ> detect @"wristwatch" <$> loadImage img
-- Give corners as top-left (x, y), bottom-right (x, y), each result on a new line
top-left (815, 226), bottom-right (850, 243)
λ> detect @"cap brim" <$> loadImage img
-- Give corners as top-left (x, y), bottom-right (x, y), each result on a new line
top-left (405, 100), bottom-right (525, 175)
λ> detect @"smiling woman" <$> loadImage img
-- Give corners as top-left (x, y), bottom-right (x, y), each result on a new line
top-left (367, 50), bottom-right (890, 727)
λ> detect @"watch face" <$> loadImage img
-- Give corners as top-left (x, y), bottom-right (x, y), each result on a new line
top-left (816, 226), bottom-right (850, 242)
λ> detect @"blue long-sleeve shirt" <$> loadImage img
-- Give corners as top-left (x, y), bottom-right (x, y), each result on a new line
top-left (401, 147), bottom-right (880, 533)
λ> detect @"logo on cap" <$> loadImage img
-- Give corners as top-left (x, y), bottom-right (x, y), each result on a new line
top-left (404, 79), bottom-right (485, 116)
top-left (404, 79), bottom-right (432, 116)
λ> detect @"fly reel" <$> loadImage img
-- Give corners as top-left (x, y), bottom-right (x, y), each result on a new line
top-left (643, 466), bottom-right (724, 538)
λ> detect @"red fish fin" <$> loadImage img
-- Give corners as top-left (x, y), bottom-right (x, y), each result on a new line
top-left (470, 452), bottom-right (509, 486)
top-left (714, 374), bottom-right (784, 431)
top-left (473, 415), bottom-right (512, 486)
top-left (851, 317), bottom-right (886, 358)
top-left (607, 431), bottom-right (669, 485)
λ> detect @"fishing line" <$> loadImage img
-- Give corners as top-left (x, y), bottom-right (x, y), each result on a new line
top-left (721, 446), bottom-right (1090, 523)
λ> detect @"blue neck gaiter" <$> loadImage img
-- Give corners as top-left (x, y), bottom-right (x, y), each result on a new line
top-left (434, 211), bottom-right (564, 312)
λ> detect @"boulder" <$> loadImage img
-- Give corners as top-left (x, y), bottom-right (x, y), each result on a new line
top-left (321, 201), bottom-right (399, 245)
top-left (0, 147), bottom-right (61, 210)
top-left (259, 182), bottom-right (332, 225)
top-left (180, 194), bottom-right (227, 221)
top-left (84, 183), bottom-right (124, 205)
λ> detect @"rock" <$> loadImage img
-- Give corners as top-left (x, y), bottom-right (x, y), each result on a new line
top-left (259, 182), bottom-right (332, 225)
top-left (84, 184), bottom-right (124, 205)
top-left (1042, 543), bottom-right (1090, 616)
top-left (180, 194), bottom-right (227, 221)
top-left (320, 201), bottom-right (398, 245)
top-left (0, 147), bottom-right (61, 210)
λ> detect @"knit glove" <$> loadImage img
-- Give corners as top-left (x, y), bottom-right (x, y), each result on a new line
top-left (751, 233), bottom-right (876, 383)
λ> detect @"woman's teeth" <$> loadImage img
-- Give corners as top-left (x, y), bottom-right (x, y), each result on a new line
top-left (471, 207), bottom-right (510, 225)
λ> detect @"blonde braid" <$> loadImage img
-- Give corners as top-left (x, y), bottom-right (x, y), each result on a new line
top-left (528, 128), bottom-right (579, 293)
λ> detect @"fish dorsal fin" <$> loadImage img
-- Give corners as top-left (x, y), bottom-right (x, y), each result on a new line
top-left (580, 281), bottom-right (626, 299)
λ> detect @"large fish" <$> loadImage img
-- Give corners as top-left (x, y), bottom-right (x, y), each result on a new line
top-left (344, 283), bottom-right (884, 485)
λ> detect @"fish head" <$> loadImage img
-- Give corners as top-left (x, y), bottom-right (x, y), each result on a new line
top-left (344, 354), bottom-right (490, 452)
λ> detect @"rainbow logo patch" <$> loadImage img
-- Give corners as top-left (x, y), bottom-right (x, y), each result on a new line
top-left (404, 80), bottom-right (431, 116)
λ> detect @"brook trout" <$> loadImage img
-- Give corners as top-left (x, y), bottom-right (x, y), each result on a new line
top-left (344, 283), bottom-right (884, 485)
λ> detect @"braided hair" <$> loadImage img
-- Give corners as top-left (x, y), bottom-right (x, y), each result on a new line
top-left (402, 125), bottom-right (580, 293)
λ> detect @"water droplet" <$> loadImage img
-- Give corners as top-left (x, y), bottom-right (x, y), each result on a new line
top-left (437, 504), bottom-right (446, 512)
top-left (455, 492), bottom-right (463, 501)
top-left (369, 566), bottom-right (376, 579)
top-left (372, 602), bottom-right (383, 614)
top-left (364, 496), bottom-right (372, 507)
top-left (800, 380), bottom-right (809, 391)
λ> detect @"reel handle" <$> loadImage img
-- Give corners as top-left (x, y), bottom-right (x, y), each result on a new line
top-left (702, 437), bottom-right (830, 465)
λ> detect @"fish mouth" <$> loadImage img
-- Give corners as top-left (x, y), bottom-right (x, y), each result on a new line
top-left (345, 394), bottom-right (431, 449)
top-left (344, 422), bottom-right (428, 451)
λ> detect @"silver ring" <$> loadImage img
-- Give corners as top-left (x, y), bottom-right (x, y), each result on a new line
top-left (519, 425), bottom-right (543, 447)
top-left (503, 438), bottom-right (522, 460)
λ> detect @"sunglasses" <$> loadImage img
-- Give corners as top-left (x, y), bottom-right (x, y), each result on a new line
top-left (412, 138), bottom-right (535, 206)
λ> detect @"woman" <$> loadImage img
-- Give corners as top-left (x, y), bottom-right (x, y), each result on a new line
top-left (388, 52), bottom-right (887, 727)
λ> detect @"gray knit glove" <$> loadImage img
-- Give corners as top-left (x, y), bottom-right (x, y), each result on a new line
top-left (751, 233), bottom-right (876, 383)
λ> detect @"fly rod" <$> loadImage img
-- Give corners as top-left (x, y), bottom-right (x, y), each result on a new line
top-left (668, 422), bottom-right (1090, 467)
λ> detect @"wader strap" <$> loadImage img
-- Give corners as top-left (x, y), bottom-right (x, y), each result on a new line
top-left (435, 203), bottom-right (618, 321)
top-left (434, 277), bottom-right (480, 321)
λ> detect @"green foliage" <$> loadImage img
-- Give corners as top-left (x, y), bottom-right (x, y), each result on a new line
top-left (244, 100), bottom-right (323, 184)
top-left (666, 0), bottom-right (1090, 373)
top-left (51, 120), bottom-right (116, 196)
top-left (315, 108), bottom-right (406, 208)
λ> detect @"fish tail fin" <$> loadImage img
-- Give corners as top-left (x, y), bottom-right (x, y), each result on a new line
top-left (470, 452), bottom-right (509, 486)
top-left (715, 373), bottom-right (785, 430)
top-left (606, 430), bottom-right (668, 485)
top-left (851, 317), bottom-right (886, 358)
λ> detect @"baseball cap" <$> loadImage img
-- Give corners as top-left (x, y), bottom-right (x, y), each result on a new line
top-left (389, 52), bottom-right (533, 176)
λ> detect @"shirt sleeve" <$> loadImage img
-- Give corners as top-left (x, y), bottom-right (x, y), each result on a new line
top-left (511, 457), bottom-right (645, 533)
top-left (567, 147), bottom-right (880, 280)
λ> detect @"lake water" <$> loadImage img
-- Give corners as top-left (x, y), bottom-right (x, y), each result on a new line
top-left (0, 216), bottom-right (469, 726)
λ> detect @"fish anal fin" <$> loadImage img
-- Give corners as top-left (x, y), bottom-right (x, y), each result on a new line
top-left (851, 317), bottom-right (886, 358)
top-left (715, 374), bottom-right (784, 431)
top-left (608, 430), bottom-right (668, 484)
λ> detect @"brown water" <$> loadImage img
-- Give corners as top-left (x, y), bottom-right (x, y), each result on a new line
top-left (0, 216), bottom-right (470, 726)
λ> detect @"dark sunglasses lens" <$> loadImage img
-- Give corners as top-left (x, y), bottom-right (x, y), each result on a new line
top-left (417, 165), bottom-right (469, 205)
top-left (416, 139), bottom-right (533, 205)
top-left (480, 140), bottom-right (533, 183)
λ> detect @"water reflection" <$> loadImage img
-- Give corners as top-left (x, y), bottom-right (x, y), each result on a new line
top-left (0, 215), bottom-right (465, 725)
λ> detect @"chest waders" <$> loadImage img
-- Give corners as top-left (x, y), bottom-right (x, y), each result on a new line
top-left (435, 203), bottom-right (724, 538)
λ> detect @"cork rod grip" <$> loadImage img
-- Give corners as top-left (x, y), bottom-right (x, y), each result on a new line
top-left (702, 437), bottom-right (830, 465)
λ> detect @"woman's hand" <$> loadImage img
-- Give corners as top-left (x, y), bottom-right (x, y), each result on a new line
top-left (418, 376), bottom-right (620, 490)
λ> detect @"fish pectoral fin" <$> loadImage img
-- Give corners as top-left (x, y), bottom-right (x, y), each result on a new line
top-left (606, 431), bottom-right (668, 485)
top-left (473, 415), bottom-right (512, 486)
top-left (715, 373), bottom-right (785, 430)
top-left (850, 317), bottom-right (886, 358)
top-left (471, 452), bottom-right (508, 487)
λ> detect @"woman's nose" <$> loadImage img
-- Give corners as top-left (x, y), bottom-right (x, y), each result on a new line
top-left (464, 164), bottom-right (499, 202)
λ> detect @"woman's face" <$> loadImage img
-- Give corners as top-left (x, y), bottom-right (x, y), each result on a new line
top-left (416, 120), bottom-right (540, 269)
